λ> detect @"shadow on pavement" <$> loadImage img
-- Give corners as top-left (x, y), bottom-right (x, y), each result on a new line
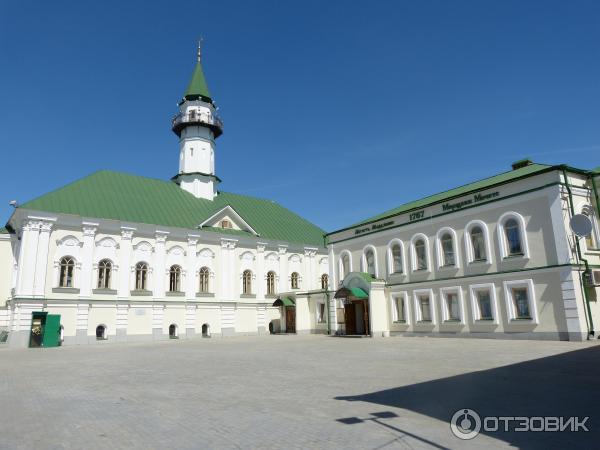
top-left (336, 345), bottom-right (600, 449)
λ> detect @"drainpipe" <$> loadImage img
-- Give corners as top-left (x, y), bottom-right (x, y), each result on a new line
top-left (325, 291), bottom-right (331, 335)
top-left (562, 167), bottom-right (594, 338)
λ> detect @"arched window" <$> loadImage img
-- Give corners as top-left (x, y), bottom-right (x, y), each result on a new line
top-left (391, 243), bottom-right (403, 274)
top-left (582, 205), bottom-right (599, 250)
top-left (96, 324), bottom-right (107, 340)
top-left (441, 233), bottom-right (455, 267)
top-left (169, 265), bottom-right (182, 292)
top-left (242, 270), bottom-right (252, 294)
top-left (135, 262), bottom-right (148, 290)
top-left (267, 271), bottom-right (276, 295)
top-left (321, 273), bottom-right (329, 290)
top-left (169, 324), bottom-right (178, 339)
top-left (365, 249), bottom-right (376, 277)
top-left (59, 256), bottom-right (75, 287)
top-left (97, 259), bottom-right (112, 289)
top-left (504, 218), bottom-right (523, 256)
top-left (414, 239), bottom-right (427, 270)
top-left (470, 226), bottom-right (487, 261)
top-left (199, 267), bottom-right (210, 293)
top-left (221, 219), bottom-right (232, 229)
top-left (291, 272), bottom-right (299, 289)
top-left (341, 253), bottom-right (350, 279)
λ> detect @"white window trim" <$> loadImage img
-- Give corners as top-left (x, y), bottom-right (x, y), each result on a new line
top-left (316, 302), bottom-right (326, 324)
top-left (582, 204), bottom-right (600, 251)
top-left (503, 279), bottom-right (538, 324)
top-left (469, 283), bottom-right (499, 324)
top-left (435, 227), bottom-right (461, 269)
top-left (390, 291), bottom-right (410, 324)
top-left (338, 250), bottom-right (353, 282)
top-left (410, 234), bottom-right (431, 273)
top-left (361, 245), bottom-right (379, 278)
top-left (464, 220), bottom-right (492, 264)
top-left (497, 212), bottom-right (530, 259)
top-left (386, 239), bottom-right (406, 276)
top-left (413, 288), bottom-right (435, 324)
top-left (439, 286), bottom-right (465, 325)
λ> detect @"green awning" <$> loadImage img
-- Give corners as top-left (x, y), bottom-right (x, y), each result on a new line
top-left (273, 297), bottom-right (295, 307)
top-left (349, 287), bottom-right (368, 299)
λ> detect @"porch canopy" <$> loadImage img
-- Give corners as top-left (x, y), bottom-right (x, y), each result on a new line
top-left (272, 296), bottom-right (295, 307)
top-left (334, 287), bottom-right (368, 299)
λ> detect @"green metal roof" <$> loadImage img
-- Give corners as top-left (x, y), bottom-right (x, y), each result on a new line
top-left (349, 287), bottom-right (369, 299)
top-left (335, 163), bottom-right (554, 232)
top-left (183, 61), bottom-right (212, 102)
top-left (19, 170), bottom-right (325, 247)
top-left (273, 297), bottom-right (295, 307)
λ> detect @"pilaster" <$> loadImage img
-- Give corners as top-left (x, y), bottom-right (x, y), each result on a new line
top-left (278, 245), bottom-right (288, 293)
top-left (79, 222), bottom-right (98, 298)
top-left (153, 231), bottom-right (169, 298)
top-left (220, 238), bottom-right (237, 299)
top-left (118, 227), bottom-right (135, 298)
top-left (186, 235), bottom-right (199, 299)
top-left (256, 242), bottom-right (266, 299)
top-left (15, 219), bottom-right (41, 297)
top-left (33, 219), bottom-right (55, 297)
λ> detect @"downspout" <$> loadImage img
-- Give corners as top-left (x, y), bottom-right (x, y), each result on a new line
top-left (562, 167), bottom-right (594, 338)
top-left (325, 291), bottom-right (331, 335)
top-left (590, 172), bottom-right (600, 230)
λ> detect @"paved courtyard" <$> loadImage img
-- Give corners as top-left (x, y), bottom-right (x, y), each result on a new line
top-left (1, 335), bottom-right (600, 449)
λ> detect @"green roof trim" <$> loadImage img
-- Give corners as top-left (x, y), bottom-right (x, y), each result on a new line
top-left (19, 170), bottom-right (325, 247)
top-left (273, 297), bottom-right (295, 307)
top-left (349, 287), bottom-right (369, 299)
top-left (0, 227), bottom-right (9, 234)
top-left (183, 61), bottom-right (212, 102)
top-left (332, 163), bottom-right (554, 233)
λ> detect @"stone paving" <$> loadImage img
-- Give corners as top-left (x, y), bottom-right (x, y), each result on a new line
top-left (1, 335), bottom-right (600, 449)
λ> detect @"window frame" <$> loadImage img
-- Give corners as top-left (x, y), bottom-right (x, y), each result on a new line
top-left (290, 272), bottom-right (299, 289)
top-left (338, 250), bottom-right (352, 282)
top-left (169, 264), bottom-right (182, 292)
top-left (498, 212), bottom-right (529, 259)
top-left (58, 256), bottom-right (76, 288)
top-left (435, 228), bottom-right (460, 269)
top-left (464, 220), bottom-right (492, 264)
top-left (135, 262), bottom-right (149, 291)
top-left (198, 266), bottom-right (210, 293)
top-left (410, 234), bottom-right (431, 272)
top-left (361, 245), bottom-right (378, 278)
top-left (242, 269), bottom-right (253, 294)
top-left (266, 271), bottom-right (277, 295)
top-left (469, 283), bottom-right (499, 324)
top-left (320, 273), bottom-right (329, 290)
top-left (387, 239), bottom-right (405, 276)
top-left (502, 279), bottom-right (538, 323)
top-left (413, 289), bottom-right (435, 324)
top-left (316, 302), bottom-right (327, 324)
top-left (391, 291), bottom-right (409, 324)
top-left (582, 204), bottom-right (600, 251)
top-left (97, 259), bottom-right (113, 290)
top-left (439, 286), bottom-right (465, 324)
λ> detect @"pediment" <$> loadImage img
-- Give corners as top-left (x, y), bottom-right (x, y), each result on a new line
top-left (199, 205), bottom-right (258, 236)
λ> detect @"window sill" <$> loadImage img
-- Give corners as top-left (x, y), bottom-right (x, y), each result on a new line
top-left (475, 318), bottom-right (495, 322)
top-left (166, 291), bottom-right (185, 297)
top-left (93, 288), bottom-right (117, 295)
top-left (443, 319), bottom-right (461, 323)
top-left (503, 253), bottom-right (526, 260)
top-left (265, 294), bottom-right (278, 299)
top-left (511, 317), bottom-right (533, 321)
top-left (417, 320), bottom-right (432, 323)
top-left (412, 269), bottom-right (430, 274)
top-left (468, 259), bottom-right (491, 266)
top-left (195, 292), bottom-right (215, 298)
top-left (52, 287), bottom-right (80, 294)
top-left (393, 320), bottom-right (407, 324)
top-left (439, 264), bottom-right (457, 270)
top-left (240, 294), bottom-right (256, 298)
top-left (130, 289), bottom-right (152, 297)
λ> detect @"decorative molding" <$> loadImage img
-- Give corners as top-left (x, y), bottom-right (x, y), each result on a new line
top-left (155, 231), bottom-right (170, 244)
top-left (221, 238), bottom-right (237, 250)
top-left (120, 227), bottom-right (135, 240)
top-left (278, 245), bottom-right (288, 255)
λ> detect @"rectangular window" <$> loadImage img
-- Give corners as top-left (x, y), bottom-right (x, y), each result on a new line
top-left (512, 287), bottom-right (531, 318)
top-left (393, 296), bottom-right (405, 322)
top-left (317, 303), bottom-right (326, 323)
top-left (476, 290), bottom-right (493, 320)
top-left (445, 293), bottom-right (460, 321)
top-left (419, 295), bottom-right (431, 321)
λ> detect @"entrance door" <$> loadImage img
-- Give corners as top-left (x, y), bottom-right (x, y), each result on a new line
top-left (345, 303), bottom-right (356, 335)
top-left (285, 307), bottom-right (296, 333)
top-left (42, 315), bottom-right (61, 347)
top-left (29, 312), bottom-right (46, 348)
top-left (355, 302), bottom-right (365, 335)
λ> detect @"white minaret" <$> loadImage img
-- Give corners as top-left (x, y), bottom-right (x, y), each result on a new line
top-left (171, 41), bottom-right (223, 200)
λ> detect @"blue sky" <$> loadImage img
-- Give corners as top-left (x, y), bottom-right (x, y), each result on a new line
top-left (1, 0), bottom-right (599, 231)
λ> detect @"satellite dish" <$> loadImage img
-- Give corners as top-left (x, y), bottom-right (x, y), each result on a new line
top-left (570, 214), bottom-right (593, 237)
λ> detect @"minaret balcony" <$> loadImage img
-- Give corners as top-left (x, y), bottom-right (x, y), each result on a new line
top-left (172, 112), bottom-right (223, 138)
